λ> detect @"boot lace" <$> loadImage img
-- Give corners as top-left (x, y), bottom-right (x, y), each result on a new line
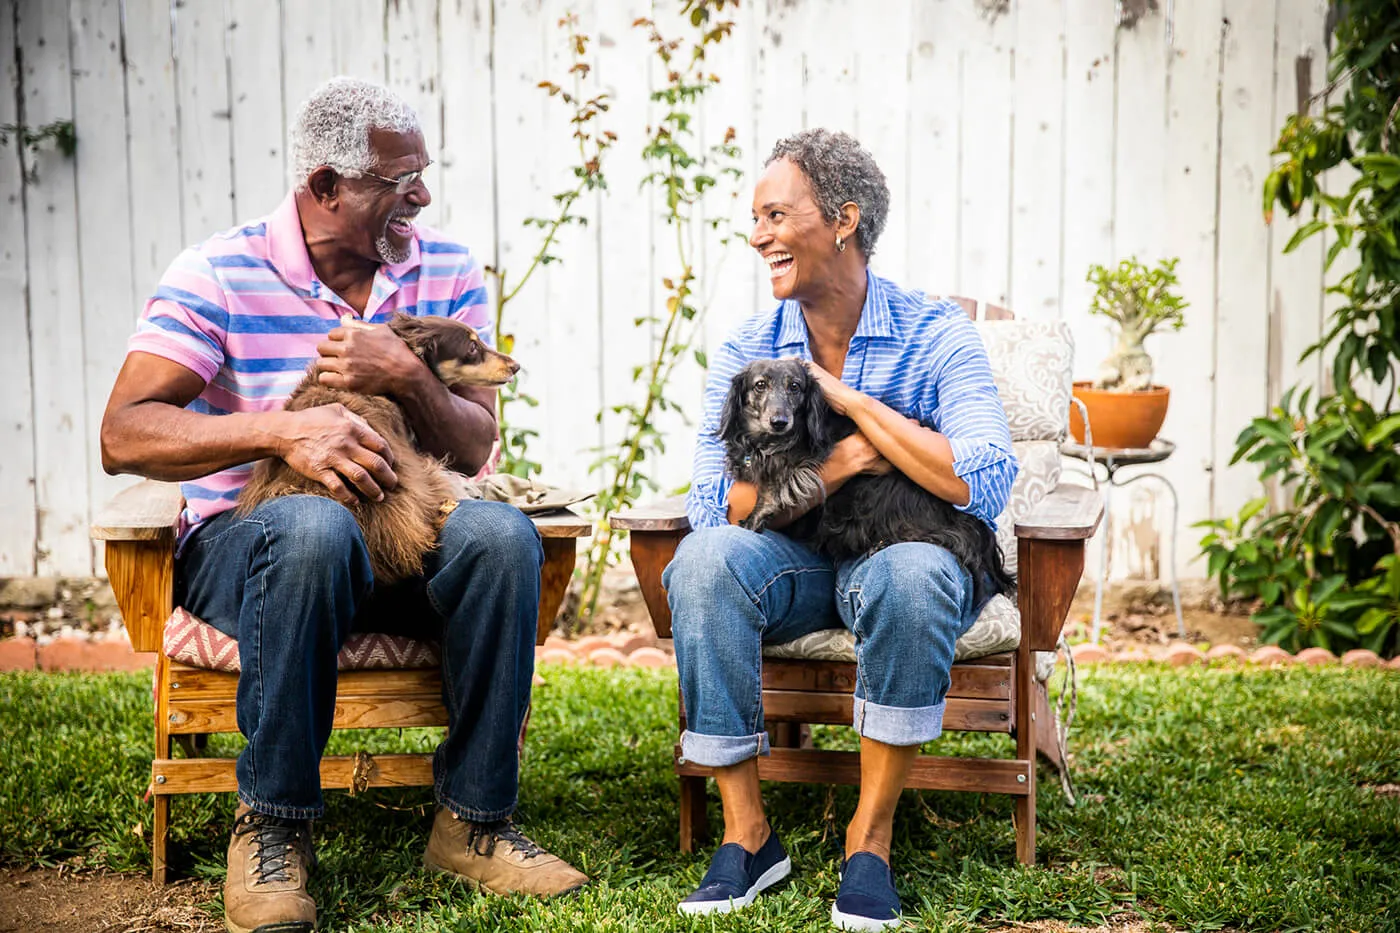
top-left (235, 812), bottom-right (310, 884)
top-left (464, 819), bottom-right (544, 860)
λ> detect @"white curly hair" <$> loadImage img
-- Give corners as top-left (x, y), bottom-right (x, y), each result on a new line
top-left (289, 76), bottom-right (421, 188)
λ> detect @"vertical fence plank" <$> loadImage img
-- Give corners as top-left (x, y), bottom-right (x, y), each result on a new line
top-left (1158, 0), bottom-right (1225, 575)
top-left (17, 0), bottom-right (91, 575)
top-left (756, 0), bottom-right (804, 141)
top-left (492, 0), bottom-right (555, 477)
top-left (282, 0), bottom-right (336, 138)
top-left (122, 0), bottom-right (183, 308)
top-left (907, 0), bottom-right (962, 293)
top-left (1059, 0), bottom-right (1116, 375)
top-left (593, 0), bottom-right (654, 482)
top-left (437, 0), bottom-right (495, 255)
top-left (332, 0), bottom-right (387, 83)
top-left (1213, 0), bottom-right (1279, 519)
top-left (0, 0), bottom-right (37, 575)
top-left (70, 0), bottom-right (137, 521)
top-left (387, 0), bottom-right (443, 228)
top-left (801, 0), bottom-right (857, 136)
top-left (536, 0), bottom-right (604, 485)
top-left (228, 0), bottom-right (287, 216)
top-left (173, 0), bottom-right (234, 243)
top-left (699, 0), bottom-right (761, 347)
top-left (854, 0), bottom-right (911, 286)
top-left (956, 0), bottom-right (1013, 305)
top-left (1008, 0), bottom-right (1064, 318)
top-left (1267, 0), bottom-right (1328, 409)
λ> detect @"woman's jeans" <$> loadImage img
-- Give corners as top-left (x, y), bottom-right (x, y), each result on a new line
top-left (176, 494), bottom-right (543, 822)
top-left (664, 524), bottom-right (982, 767)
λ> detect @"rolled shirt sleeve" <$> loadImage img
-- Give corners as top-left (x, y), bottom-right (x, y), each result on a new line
top-left (685, 339), bottom-right (750, 530)
top-left (925, 319), bottom-right (1018, 526)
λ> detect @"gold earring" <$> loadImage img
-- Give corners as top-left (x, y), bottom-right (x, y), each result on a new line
top-left (836, 236), bottom-right (846, 253)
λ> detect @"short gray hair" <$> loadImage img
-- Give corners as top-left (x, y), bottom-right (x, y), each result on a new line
top-left (289, 77), bottom-right (421, 187)
top-left (766, 129), bottom-right (890, 257)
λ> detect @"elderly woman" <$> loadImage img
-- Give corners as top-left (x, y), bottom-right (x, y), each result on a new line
top-left (664, 129), bottom-right (1017, 930)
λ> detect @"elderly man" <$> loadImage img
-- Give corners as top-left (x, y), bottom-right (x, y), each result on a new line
top-left (100, 77), bottom-right (586, 933)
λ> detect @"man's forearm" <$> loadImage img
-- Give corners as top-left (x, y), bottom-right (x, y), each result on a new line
top-left (102, 404), bottom-right (284, 481)
top-left (397, 370), bottom-right (496, 473)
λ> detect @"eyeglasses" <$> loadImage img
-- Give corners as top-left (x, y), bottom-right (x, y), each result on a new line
top-left (354, 161), bottom-right (433, 194)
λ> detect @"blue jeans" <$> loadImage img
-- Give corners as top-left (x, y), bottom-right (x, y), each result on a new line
top-left (176, 495), bottom-right (543, 822)
top-left (664, 525), bottom-right (981, 768)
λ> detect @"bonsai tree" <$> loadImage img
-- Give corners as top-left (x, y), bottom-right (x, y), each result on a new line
top-left (1086, 256), bottom-right (1188, 391)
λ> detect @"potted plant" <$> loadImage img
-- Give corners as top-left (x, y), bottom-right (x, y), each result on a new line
top-left (1069, 256), bottom-right (1188, 450)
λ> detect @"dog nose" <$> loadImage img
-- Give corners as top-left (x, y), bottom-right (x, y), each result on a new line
top-left (507, 358), bottom-right (520, 375)
top-left (768, 415), bottom-right (790, 432)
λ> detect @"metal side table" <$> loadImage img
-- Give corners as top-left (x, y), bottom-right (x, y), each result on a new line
top-left (1062, 437), bottom-right (1185, 643)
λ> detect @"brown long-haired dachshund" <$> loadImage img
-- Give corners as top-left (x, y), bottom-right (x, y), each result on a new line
top-left (236, 313), bottom-right (518, 585)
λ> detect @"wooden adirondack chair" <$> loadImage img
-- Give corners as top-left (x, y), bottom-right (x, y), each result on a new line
top-left (609, 298), bottom-right (1102, 865)
top-left (91, 479), bottom-right (588, 883)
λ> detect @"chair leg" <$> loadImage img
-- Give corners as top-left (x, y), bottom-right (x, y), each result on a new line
top-left (679, 775), bottom-right (709, 853)
top-left (152, 796), bottom-right (171, 885)
top-left (1014, 646), bottom-right (1037, 866)
top-left (1033, 681), bottom-right (1065, 772)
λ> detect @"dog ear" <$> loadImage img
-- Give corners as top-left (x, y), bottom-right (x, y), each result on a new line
top-left (717, 370), bottom-right (748, 446)
top-left (804, 370), bottom-right (834, 449)
top-left (387, 314), bottom-right (438, 367)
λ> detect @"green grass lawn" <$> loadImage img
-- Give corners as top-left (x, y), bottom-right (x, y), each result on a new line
top-left (2, 664), bottom-right (1399, 932)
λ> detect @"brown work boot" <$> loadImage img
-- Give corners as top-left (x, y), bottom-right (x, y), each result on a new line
top-left (422, 807), bottom-right (588, 897)
top-left (224, 804), bottom-right (317, 933)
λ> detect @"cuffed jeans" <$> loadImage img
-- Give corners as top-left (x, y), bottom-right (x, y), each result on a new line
top-left (176, 494), bottom-right (543, 822)
top-left (665, 525), bottom-right (981, 768)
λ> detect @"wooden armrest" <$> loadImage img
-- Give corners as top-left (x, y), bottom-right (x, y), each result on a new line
top-left (1013, 484), bottom-right (1103, 540)
top-left (91, 480), bottom-right (184, 542)
top-left (610, 494), bottom-right (691, 532)
top-left (529, 509), bottom-right (592, 538)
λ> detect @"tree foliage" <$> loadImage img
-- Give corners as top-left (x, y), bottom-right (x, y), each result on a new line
top-left (1197, 0), bottom-right (1400, 657)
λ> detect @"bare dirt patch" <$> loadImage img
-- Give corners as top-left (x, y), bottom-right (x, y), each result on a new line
top-left (0, 867), bottom-right (218, 933)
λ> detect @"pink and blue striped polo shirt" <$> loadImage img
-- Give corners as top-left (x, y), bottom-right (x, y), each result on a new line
top-left (127, 191), bottom-right (493, 540)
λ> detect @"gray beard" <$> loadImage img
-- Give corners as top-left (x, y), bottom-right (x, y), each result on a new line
top-left (375, 233), bottom-right (411, 265)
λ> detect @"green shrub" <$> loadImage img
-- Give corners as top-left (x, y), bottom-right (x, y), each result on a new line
top-left (1200, 0), bottom-right (1400, 657)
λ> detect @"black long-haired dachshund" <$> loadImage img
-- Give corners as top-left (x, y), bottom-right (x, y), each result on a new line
top-left (718, 358), bottom-right (1014, 608)
top-left (237, 313), bottom-right (518, 586)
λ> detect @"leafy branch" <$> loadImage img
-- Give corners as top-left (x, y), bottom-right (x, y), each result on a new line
top-left (573, 0), bottom-right (744, 624)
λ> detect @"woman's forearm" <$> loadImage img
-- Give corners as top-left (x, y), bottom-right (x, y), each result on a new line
top-left (845, 394), bottom-right (971, 506)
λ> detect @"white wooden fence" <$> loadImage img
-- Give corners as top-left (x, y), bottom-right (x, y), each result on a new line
top-left (1, 0), bottom-right (1360, 581)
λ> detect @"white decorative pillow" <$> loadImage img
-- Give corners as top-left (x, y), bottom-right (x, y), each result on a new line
top-left (977, 320), bottom-right (1074, 443)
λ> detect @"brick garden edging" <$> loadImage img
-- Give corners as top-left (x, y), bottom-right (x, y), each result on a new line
top-left (7, 631), bottom-right (1400, 673)
top-left (0, 630), bottom-right (676, 673)
top-left (1070, 641), bottom-right (1400, 670)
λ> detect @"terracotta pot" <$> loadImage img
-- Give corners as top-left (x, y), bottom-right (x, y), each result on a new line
top-left (1069, 382), bottom-right (1170, 450)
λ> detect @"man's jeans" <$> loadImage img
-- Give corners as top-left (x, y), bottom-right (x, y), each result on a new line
top-left (664, 525), bottom-right (982, 767)
top-left (176, 494), bottom-right (543, 822)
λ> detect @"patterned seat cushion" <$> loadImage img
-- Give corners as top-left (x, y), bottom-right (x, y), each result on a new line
top-left (163, 607), bottom-right (440, 672)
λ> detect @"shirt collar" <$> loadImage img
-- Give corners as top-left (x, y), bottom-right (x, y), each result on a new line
top-left (265, 191), bottom-right (423, 299)
top-left (773, 269), bottom-right (902, 350)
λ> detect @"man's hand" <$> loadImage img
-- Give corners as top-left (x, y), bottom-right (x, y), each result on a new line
top-left (274, 405), bottom-right (399, 506)
top-left (313, 318), bottom-right (424, 397)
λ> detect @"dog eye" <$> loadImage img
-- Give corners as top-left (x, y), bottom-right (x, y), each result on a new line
top-left (788, 381), bottom-right (801, 392)
top-left (753, 379), bottom-right (767, 391)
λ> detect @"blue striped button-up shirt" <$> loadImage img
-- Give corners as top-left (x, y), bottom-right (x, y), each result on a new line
top-left (686, 271), bottom-right (1018, 531)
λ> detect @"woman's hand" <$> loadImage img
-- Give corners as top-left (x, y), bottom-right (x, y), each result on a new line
top-left (803, 359), bottom-right (862, 416)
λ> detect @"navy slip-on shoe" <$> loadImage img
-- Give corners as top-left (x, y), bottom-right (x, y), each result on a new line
top-left (677, 831), bottom-right (792, 915)
top-left (831, 852), bottom-right (902, 931)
